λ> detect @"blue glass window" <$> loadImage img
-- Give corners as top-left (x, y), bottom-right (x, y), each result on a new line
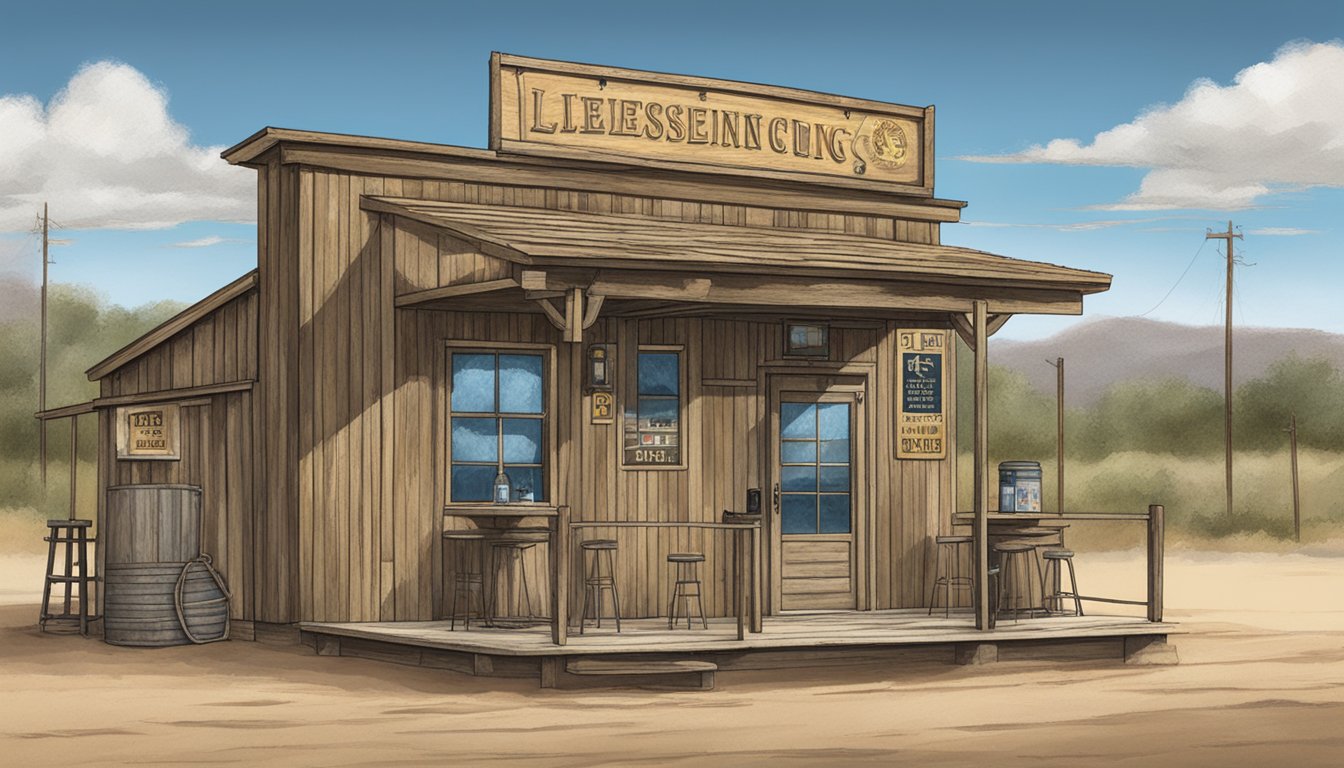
top-left (449, 351), bottom-right (546, 502)
top-left (779, 400), bottom-right (851, 535)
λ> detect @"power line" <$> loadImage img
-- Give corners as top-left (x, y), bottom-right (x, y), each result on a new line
top-left (1134, 237), bottom-right (1209, 318)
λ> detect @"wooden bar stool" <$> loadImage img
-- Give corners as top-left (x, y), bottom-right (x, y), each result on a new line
top-left (667, 553), bottom-right (707, 630)
top-left (444, 531), bottom-right (487, 630)
top-left (579, 539), bottom-right (621, 634)
top-left (487, 530), bottom-right (549, 628)
top-left (928, 535), bottom-right (974, 617)
top-left (1040, 549), bottom-right (1084, 616)
top-left (40, 519), bottom-right (97, 636)
top-left (993, 542), bottom-right (1045, 623)
top-left (986, 565), bottom-right (1000, 630)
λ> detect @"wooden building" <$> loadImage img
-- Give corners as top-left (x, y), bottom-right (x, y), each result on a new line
top-left (73, 55), bottom-right (1173, 679)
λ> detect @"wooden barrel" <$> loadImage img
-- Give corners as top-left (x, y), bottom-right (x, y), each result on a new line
top-left (103, 562), bottom-right (229, 647)
top-left (104, 484), bottom-right (201, 565)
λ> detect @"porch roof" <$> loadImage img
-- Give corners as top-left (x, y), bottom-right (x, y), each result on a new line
top-left (361, 196), bottom-right (1112, 295)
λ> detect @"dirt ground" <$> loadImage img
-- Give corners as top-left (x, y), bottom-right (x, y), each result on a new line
top-left (3, 549), bottom-right (1344, 767)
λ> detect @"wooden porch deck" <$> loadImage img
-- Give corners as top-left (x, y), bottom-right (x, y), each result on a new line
top-left (300, 610), bottom-right (1180, 687)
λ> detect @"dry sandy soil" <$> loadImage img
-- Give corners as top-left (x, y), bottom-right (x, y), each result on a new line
top-left (2, 548), bottom-right (1343, 767)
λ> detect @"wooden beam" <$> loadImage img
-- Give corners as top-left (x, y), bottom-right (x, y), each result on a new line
top-left (581, 293), bottom-right (605, 330)
top-left (520, 269), bottom-right (549, 291)
top-left (394, 278), bottom-right (518, 308)
top-left (34, 400), bottom-right (96, 421)
top-left (1147, 504), bottom-right (1164, 622)
top-left (92, 380), bottom-right (254, 409)
top-left (986, 313), bottom-right (1012, 337)
top-left (949, 313), bottom-right (975, 349)
top-left (535, 298), bottom-right (567, 330)
top-left (972, 300), bottom-right (991, 631)
top-left (564, 288), bottom-right (583, 343)
top-left (551, 505), bottom-right (571, 646)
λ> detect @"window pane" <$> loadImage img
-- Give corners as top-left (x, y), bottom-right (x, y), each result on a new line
top-left (503, 465), bottom-right (545, 502)
top-left (451, 354), bottom-right (496, 412)
top-left (451, 464), bottom-right (495, 502)
top-left (637, 398), bottom-right (679, 429)
top-left (638, 352), bottom-right (679, 396)
top-left (818, 403), bottom-right (849, 440)
top-left (781, 465), bottom-right (816, 492)
top-left (451, 417), bottom-right (498, 463)
top-left (819, 494), bottom-right (851, 533)
top-left (780, 440), bottom-right (816, 464)
top-left (502, 418), bottom-right (542, 464)
top-left (780, 403), bottom-right (816, 439)
top-left (781, 494), bottom-right (817, 534)
top-left (499, 354), bottom-right (543, 414)
top-left (819, 465), bottom-right (850, 492)
top-left (820, 439), bottom-right (850, 464)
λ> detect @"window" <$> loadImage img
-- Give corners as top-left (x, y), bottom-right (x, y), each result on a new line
top-left (448, 351), bottom-right (547, 502)
top-left (779, 401), bottom-right (852, 534)
top-left (784, 322), bottom-right (829, 357)
top-left (623, 348), bottom-right (682, 467)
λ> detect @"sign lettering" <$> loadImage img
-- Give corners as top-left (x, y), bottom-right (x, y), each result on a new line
top-left (896, 330), bottom-right (948, 460)
top-left (116, 404), bottom-right (181, 461)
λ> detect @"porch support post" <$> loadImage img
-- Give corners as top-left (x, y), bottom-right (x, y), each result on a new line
top-left (1147, 504), bottom-right (1164, 622)
top-left (751, 522), bottom-right (763, 633)
top-left (972, 300), bottom-right (992, 631)
top-left (551, 505), bottom-right (570, 645)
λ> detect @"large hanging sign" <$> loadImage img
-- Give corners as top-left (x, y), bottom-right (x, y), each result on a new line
top-left (491, 53), bottom-right (933, 193)
top-left (115, 404), bottom-right (181, 461)
top-left (895, 330), bottom-right (948, 460)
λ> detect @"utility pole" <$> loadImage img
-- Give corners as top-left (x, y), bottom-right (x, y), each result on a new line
top-left (39, 202), bottom-right (49, 486)
top-left (1287, 413), bottom-right (1301, 542)
top-left (1207, 221), bottom-right (1242, 518)
top-left (1046, 357), bottom-right (1064, 513)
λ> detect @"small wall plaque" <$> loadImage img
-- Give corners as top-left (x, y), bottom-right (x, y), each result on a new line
top-left (591, 391), bottom-right (614, 425)
top-left (116, 404), bottom-right (181, 461)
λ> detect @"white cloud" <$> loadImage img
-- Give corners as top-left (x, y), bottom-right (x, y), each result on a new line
top-left (964, 215), bottom-right (1198, 232)
top-left (1246, 226), bottom-right (1319, 236)
top-left (0, 61), bottom-right (253, 233)
top-left (168, 235), bottom-right (237, 248)
top-left (960, 41), bottom-right (1344, 211)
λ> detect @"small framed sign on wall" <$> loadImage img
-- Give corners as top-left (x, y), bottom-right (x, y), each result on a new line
top-left (115, 404), bottom-right (181, 461)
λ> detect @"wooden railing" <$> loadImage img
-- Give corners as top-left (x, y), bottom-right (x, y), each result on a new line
top-left (548, 506), bottom-right (762, 646)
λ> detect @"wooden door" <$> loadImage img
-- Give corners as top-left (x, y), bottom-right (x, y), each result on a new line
top-left (769, 379), bottom-right (865, 612)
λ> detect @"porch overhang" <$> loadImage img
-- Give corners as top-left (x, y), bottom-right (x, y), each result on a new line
top-left (362, 196), bottom-right (1111, 320)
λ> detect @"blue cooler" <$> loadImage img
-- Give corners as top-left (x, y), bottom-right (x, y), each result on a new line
top-left (998, 461), bottom-right (1042, 513)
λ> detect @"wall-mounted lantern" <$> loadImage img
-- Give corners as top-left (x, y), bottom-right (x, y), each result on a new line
top-left (588, 344), bottom-right (613, 390)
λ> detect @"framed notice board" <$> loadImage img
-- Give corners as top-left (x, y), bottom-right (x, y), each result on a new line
top-left (115, 404), bottom-right (181, 461)
top-left (895, 329), bottom-right (948, 460)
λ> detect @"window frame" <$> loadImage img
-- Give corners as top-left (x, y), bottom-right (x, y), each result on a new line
top-left (782, 320), bottom-right (830, 358)
top-left (620, 344), bottom-right (687, 471)
top-left (443, 341), bottom-right (557, 507)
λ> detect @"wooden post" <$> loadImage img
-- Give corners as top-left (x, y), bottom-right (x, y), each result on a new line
top-left (1289, 413), bottom-right (1301, 543)
top-left (1055, 357), bottom-right (1064, 512)
top-left (750, 522), bottom-right (762, 633)
top-left (1146, 504), bottom-right (1164, 622)
top-left (68, 416), bottom-right (78, 520)
top-left (551, 505), bottom-right (570, 645)
top-left (972, 300), bottom-right (991, 630)
top-left (735, 528), bottom-right (745, 641)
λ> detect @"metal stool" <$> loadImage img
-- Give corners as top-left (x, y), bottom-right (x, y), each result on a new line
top-left (993, 542), bottom-right (1045, 623)
top-left (986, 565), bottom-right (1000, 630)
top-left (1040, 549), bottom-right (1084, 616)
top-left (487, 530), bottom-right (549, 628)
top-left (667, 553), bottom-right (707, 630)
top-left (928, 535), bottom-right (974, 617)
top-left (444, 531), bottom-right (487, 630)
top-left (579, 539), bottom-right (621, 634)
top-left (40, 519), bottom-right (97, 635)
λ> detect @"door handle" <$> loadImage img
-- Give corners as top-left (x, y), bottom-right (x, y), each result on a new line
top-left (772, 483), bottom-right (781, 515)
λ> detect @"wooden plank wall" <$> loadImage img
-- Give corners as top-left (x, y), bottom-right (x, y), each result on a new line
top-left (283, 159), bottom-right (948, 624)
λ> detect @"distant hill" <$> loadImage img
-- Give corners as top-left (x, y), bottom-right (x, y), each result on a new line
top-left (991, 317), bottom-right (1344, 406)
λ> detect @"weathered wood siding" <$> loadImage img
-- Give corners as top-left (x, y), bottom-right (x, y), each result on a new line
top-left (266, 150), bottom-right (951, 624)
top-left (96, 289), bottom-right (258, 622)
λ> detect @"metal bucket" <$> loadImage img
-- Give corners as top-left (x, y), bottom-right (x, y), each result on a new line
top-left (998, 461), bottom-right (1043, 513)
top-left (103, 561), bottom-right (229, 647)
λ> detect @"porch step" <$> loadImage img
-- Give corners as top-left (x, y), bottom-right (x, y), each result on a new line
top-left (550, 658), bottom-right (717, 691)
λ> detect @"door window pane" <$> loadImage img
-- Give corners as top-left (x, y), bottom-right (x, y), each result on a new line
top-left (819, 494), bottom-right (851, 533)
top-left (819, 465), bottom-right (850, 492)
top-left (781, 465), bottom-right (817, 492)
top-left (499, 354), bottom-right (544, 413)
top-left (781, 440), bottom-right (816, 464)
top-left (818, 403), bottom-right (850, 439)
top-left (781, 403), bottom-right (816, 439)
top-left (781, 494), bottom-right (817, 534)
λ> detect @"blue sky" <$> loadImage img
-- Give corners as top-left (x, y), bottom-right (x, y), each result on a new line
top-left (0, 0), bottom-right (1340, 340)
